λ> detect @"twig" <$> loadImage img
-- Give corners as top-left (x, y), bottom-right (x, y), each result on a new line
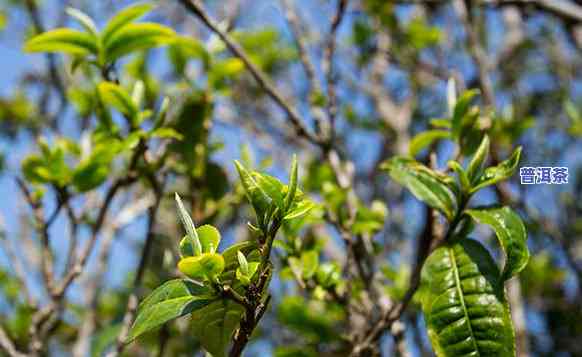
top-left (72, 194), bottom-right (156, 357)
top-left (280, 0), bottom-right (328, 137)
top-left (178, 0), bottom-right (320, 145)
top-left (322, 0), bottom-right (348, 135)
top-left (15, 178), bottom-right (56, 296)
top-left (106, 171), bottom-right (165, 357)
top-left (0, 326), bottom-right (26, 357)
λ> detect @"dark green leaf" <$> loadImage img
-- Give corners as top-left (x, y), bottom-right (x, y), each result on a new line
top-left (420, 239), bottom-right (515, 357)
top-left (72, 159), bottom-right (109, 192)
top-left (191, 298), bottom-right (244, 357)
top-left (127, 279), bottom-right (216, 342)
top-left (465, 206), bottom-right (529, 280)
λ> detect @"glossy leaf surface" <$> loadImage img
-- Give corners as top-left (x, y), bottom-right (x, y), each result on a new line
top-left (420, 239), bottom-right (515, 357)
top-left (127, 279), bottom-right (216, 342)
top-left (465, 206), bottom-right (529, 280)
top-left (382, 157), bottom-right (456, 219)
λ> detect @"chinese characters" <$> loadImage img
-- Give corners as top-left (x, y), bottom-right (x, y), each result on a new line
top-left (519, 167), bottom-right (568, 184)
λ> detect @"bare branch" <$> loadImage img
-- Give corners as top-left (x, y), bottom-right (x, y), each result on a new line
top-left (0, 326), bottom-right (26, 357)
top-left (322, 0), bottom-right (348, 134)
top-left (178, 0), bottom-right (320, 145)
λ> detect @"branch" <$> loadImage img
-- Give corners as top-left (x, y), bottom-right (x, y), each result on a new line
top-left (178, 0), bottom-right (320, 145)
top-left (388, 0), bottom-right (582, 23)
top-left (107, 173), bottom-right (165, 357)
top-left (280, 0), bottom-right (329, 136)
top-left (15, 178), bottom-right (56, 296)
top-left (322, 0), bottom-right (348, 134)
top-left (0, 326), bottom-right (26, 357)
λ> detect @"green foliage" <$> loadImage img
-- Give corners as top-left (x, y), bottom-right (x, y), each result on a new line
top-left (129, 159), bottom-right (310, 356)
top-left (24, 2), bottom-right (175, 68)
top-left (278, 296), bottom-right (343, 343)
top-left (382, 157), bottom-right (456, 219)
top-left (470, 147), bottom-right (521, 194)
top-left (409, 130), bottom-right (451, 157)
top-left (420, 239), bottom-right (515, 356)
top-left (386, 88), bottom-right (529, 357)
top-left (7, 0), bottom-right (557, 354)
top-left (465, 206), bottom-right (529, 280)
top-left (127, 279), bottom-right (216, 341)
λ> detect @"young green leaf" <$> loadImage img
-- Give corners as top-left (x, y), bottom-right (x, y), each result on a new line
top-left (301, 251), bottom-right (319, 279)
top-left (451, 89), bottom-right (479, 140)
top-left (127, 279), bottom-right (216, 342)
top-left (237, 251), bottom-right (249, 276)
top-left (179, 224), bottom-right (221, 257)
top-left (22, 156), bottom-right (51, 184)
top-left (430, 118), bottom-right (452, 129)
top-left (103, 23), bottom-right (175, 63)
top-left (234, 160), bottom-right (271, 225)
top-left (153, 97), bottom-right (170, 129)
top-left (470, 146), bottom-right (521, 194)
top-left (174, 193), bottom-right (202, 256)
top-left (315, 263), bottom-right (341, 288)
top-left (131, 80), bottom-right (145, 108)
top-left (420, 239), bottom-right (515, 357)
top-left (252, 172), bottom-right (284, 211)
top-left (101, 2), bottom-right (155, 45)
top-left (466, 135), bottom-right (490, 185)
top-left (178, 253), bottom-right (225, 281)
top-left (465, 206), bottom-right (529, 280)
top-left (196, 225), bottom-right (221, 254)
top-left (381, 157), bottom-right (457, 220)
top-left (409, 130), bottom-right (451, 157)
top-left (220, 241), bottom-right (261, 287)
top-left (447, 161), bottom-right (470, 194)
top-left (65, 7), bottom-right (99, 37)
top-left (24, 28), bottom-right (98, 55)
top-left (284, 154), bottom-right (298, 212)
top-left (283, 199), bottom-right (315, 221)
top-left (446, 77), bottom-right (456, 117)
top-left (191, 242), bottom-right (260, 357)
top-left (97, 82), bottom-right (138, 120)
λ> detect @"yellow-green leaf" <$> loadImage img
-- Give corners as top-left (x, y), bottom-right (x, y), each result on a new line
top-left (24, 28), bottom-right (98, 55)
top-left (98, 82), bottom-right (138, 119)
top-left (409, 130), bottom-right (451, 157)
top-left (103, 23), bottom-right (175, 63)
top-left (101, 2), bottom-right (154, 45)
top-left (178, 253), bottom-right (225, 281)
